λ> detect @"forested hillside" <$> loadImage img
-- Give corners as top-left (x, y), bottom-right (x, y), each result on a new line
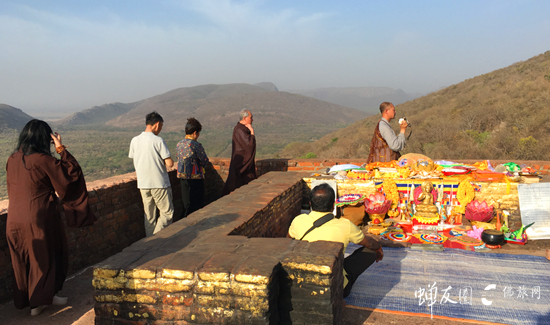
top-left (280, 51), bottom-right (550, 161)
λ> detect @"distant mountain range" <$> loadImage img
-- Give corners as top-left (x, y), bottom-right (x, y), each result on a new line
top-left (0, 104), bottom-right (33, 133)
top-left (55, 82), bottom-right (364, 129)
top-left (52, 82), bottom-right (368, 157)
top-left (286, 87), bottom-right (422, 115)
top-left (279, 51), bottom-right (550, 161)
top-left (0, 81), bottom-right (428, 162)
top-left (55, 102), bottom-right (143, 126)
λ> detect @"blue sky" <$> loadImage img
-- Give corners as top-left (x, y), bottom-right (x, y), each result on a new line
top-left (1, 0), bottom-right (549, 114)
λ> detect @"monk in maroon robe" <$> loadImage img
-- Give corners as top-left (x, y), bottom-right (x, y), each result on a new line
top-left (6, 119), bottom-right (95, 315)
top-left (222, 110), bottom-right (257, 195)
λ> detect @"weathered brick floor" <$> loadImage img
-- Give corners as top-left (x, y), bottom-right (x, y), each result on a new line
top-left (0, 265), bottom-right (489, 325)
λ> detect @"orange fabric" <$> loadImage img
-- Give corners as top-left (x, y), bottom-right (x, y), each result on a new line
top-left (472, 160), bottom-right (490, 170)
top-left (471, 170), bottom-right (507, 182)
top-left (365, 161), bottom-right (399, 170)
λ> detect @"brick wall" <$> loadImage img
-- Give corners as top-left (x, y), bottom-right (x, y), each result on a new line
top-left (0, 169), bottom-right (183, 303)
top-left (229, 179), bottom-right (304, 238)
top-left (93, 172), bottom-right (344, 325)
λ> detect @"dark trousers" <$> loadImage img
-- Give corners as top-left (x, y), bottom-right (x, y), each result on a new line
top-left (343, 247), bottom-right (377, 298)
top-left (175, 179), bottom-right (205, 222)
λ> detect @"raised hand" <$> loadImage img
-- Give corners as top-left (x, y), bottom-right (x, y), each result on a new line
top-left (50, 132), bottom-right (63, 148)
top-left (245, 124), bottom-right (254, 135)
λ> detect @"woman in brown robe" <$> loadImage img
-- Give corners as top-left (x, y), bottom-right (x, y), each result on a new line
top-left (6, 119), bottom-right (93, 316)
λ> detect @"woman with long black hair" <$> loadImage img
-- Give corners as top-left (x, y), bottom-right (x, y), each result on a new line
top-left (6, 119), bottom-right (94, 316)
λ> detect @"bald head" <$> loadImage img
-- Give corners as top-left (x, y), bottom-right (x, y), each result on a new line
top-left (379, 102), bottom-right (394, 114)
top-left (380, 102), bottom-right (396, 121)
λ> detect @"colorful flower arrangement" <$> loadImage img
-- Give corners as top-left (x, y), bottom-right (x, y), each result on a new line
top-left (397, 167), bottom-right (411, 178)
top-left (454, 178), bottom-right (475, 214)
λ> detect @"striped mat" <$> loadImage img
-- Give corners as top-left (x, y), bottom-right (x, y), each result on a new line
top-left (344, 245), bottom-right (550, 325)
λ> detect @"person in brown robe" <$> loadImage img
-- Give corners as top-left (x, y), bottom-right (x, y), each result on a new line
top-left (222, 110), bottom-right (257, 195)
top-left (367, 102), bottom-right (409, 163)
top-left (6, 119), bottom-right (95, 315)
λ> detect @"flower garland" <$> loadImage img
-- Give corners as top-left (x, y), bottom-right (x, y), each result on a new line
top-left (412, 214), bottom-right (439, 224)
top-left (454, 178), bottom-right (475, 214)
top-left (397, 166), bottom-right (411, 178)
top-left (382, 178), bottom-right (400, 217)
top-left (346, 171), bottom-right (371, 180)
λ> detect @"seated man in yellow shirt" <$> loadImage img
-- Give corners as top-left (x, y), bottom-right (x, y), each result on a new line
top-left (287, 183), bottom-right (384, 297)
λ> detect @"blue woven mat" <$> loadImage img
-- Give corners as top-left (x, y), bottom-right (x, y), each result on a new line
top-left (344, 245), bottom-right (550, 325)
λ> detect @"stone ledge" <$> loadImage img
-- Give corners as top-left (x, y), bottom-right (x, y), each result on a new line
top-left (92, 171), bottom-right (344, 324)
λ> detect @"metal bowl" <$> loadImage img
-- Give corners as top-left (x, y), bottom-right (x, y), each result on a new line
top-left (481, 229), bottom-right (505, 246)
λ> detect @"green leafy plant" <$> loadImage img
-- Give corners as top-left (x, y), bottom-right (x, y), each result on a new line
top-left (297, 152), bottom-right (317, 159)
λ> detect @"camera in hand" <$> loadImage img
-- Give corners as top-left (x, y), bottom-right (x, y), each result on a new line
top-left (399, 118), bottom-right (411, 127)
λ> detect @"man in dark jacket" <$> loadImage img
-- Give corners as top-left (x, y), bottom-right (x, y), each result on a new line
top-left (222, 109), bottom-right (257, 195)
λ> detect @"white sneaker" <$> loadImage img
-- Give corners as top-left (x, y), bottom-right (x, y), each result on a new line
top-left (52, 295), bottom-right (68, 305)
top-left (31, 305), bottom-right (46, 316)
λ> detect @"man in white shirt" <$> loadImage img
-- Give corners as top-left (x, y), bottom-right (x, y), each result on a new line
top-left (129, 112), bottom-right (174, 237)
top-left (367, 102), bottom-right (409, 163)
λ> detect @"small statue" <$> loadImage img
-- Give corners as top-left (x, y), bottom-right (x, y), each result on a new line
top-left (414, 181), bottom-right (440, 221)
top-left (439, 205), bottom-right (447, 224)
top-left (449, 214), bottom-right (455, 225)
top-left (418, 181), bottom-right (435, 205)
top-left (399, 203), bottom-right (408, 221)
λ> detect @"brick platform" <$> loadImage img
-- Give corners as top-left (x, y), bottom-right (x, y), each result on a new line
top-left (2, 157), bottom-right (548, 323)
top-left (92, 172), bottom-right (345, 325)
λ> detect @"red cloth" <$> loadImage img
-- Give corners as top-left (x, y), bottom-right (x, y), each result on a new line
top-left (405, 230), bottom-right (475, 251)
